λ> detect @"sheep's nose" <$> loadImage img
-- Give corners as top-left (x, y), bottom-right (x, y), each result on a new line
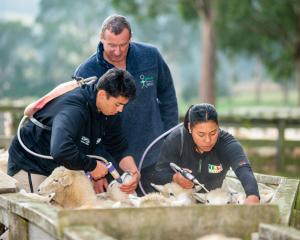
top-left (37, 188), bottom-right (40, 193)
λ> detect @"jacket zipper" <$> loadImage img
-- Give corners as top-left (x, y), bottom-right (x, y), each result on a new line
top-left (198, 158), bottom-right (202, 173)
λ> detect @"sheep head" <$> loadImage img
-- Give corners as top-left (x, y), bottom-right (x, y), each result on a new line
top-left (193, 188), bottom-right (233, 205)
top-left (38, 166), bottom-right (74, 195)
top-left (37, 166), bottom-right (88, 207)
top-left (150, 182), bottom-right (195, 205)
top-left (107, 171), bottom-right (136, 203)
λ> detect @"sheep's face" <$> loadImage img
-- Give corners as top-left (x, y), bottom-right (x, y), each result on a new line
top-left (37, 166), bottom-right (74, 196)
top-left (107, 171), bottom-right (134, 202)
top-left (193, 188), bottom-right (233, 205)
top-left (151, 182), bottom-right (192, 199)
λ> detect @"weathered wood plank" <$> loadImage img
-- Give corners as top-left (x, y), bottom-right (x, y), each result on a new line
top-left (0, 192), bottom-right (60, 238)
top-left (9, 212), bottom-right (28, 240)
top-left (0, 171), bottom-right (18, 194)
top-left (63, 226), bottom-right (117, 240)
top-left (271, 178), bottom-right (300, 225)
top-left (258, 223), bottom-right (300, 240)
top-left (58, 205), bottom-right (281, 240)
top-left (29, 222), bottom-right (57, 240)
top-left (226, 170), bottom-right (284, 185)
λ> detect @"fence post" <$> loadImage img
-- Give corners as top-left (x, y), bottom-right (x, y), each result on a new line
top-left (276, 119), bottom-right (285, 170)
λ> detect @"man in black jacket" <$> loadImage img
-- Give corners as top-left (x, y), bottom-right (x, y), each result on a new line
top-left (8, 68), bottom-right (139, 193)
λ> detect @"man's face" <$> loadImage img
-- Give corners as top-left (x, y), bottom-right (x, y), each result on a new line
top-left (101, 28), bottom-right (131, 65)
top-left (96, 90), bottom-right (129, 116)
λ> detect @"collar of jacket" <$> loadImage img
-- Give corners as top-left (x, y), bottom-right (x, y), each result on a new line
top-left (96, 42), bottom-right (132, 68)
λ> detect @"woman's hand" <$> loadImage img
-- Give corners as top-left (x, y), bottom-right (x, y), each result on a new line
top-left (119, 170), bottom-right (140, 194)
top-left (244, 195), bottom-right (260, 205)
top-left (173, 171), bottom-right (194, 189)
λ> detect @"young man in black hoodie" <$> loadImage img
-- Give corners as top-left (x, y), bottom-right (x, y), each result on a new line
top-left (8, 68), bottom-right (139, 193)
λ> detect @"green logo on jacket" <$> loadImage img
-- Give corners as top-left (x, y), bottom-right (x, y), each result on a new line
top-left (139, 74), bottom-right (154, 88)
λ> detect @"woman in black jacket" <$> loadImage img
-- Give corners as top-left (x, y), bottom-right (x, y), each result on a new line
top-left (154, 103), bottom-right (260, 204)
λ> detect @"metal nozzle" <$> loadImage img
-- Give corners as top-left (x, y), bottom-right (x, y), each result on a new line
top-left (115, 177), bottom-right (123, 184)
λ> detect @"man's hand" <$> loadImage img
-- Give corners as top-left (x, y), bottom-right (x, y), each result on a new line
top-left (90, 161), bottom-right (108, 180)
top-left (118, 156), bottom-right (140, 193)
top-left (92, 178), bottom-right (108, 194)
top-left (119, 170), bottom-right (140, 194)
top-left (173, 172), bottom-right (194, 189)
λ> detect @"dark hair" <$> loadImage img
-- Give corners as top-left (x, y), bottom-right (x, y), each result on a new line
top-left (100, 15), bottom-right (132, 39)
top-left (183, 103), bottom-right (218, 130)
top-left (96, 68), bottom-right (136, 100)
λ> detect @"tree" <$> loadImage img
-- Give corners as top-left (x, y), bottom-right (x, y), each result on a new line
top-left (215, 0), bottom-right (300, 105)
top-left (35, 0), bottom-right (113, 90)
top-left (112, 0), bottom-right (217, 104)
top-left (0, 21), bottom-right (39, 98)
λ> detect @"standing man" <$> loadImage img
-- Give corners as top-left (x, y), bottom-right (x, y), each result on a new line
top-left (74, 14), bottom-right (178, 194)
top-left (8, 68), bottom-right (139, 194)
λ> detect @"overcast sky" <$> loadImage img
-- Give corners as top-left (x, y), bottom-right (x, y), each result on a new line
top-left (1, 0), bottom-right (40, 24)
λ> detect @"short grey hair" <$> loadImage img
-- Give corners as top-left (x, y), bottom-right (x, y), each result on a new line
top-left (100, 15), bottom-right (132, 39)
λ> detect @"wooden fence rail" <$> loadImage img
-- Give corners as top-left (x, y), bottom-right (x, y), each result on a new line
top-left (1, 105), bottom-right (299, 170)
top-left (219, 108), bottom-right (300, 170)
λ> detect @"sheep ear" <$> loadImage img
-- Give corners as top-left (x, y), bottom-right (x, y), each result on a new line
top-left (192, 192), bottom-right (206, 203)
top-left (60, 175), bottom-right (72, 187)
top-left (150, 183), bottom-right (164, 193)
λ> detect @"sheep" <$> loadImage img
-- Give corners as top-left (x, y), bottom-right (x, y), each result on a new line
top-left (222, 177), bottom-right (275, 204)
top-left (193, 188), bottom-right (234, 205)
top-left (127, 182), bottom-right (198, 207)
top-left (37, 166), bottom-right (135, 208)
top-left (19, 189), bottom-right (55, 203)
top-left (196, 234), bottom-right (241, 240)
top-left (192, 181), bottom-right (275, 205)
top-left (128, 192), bottom-right (176, 207)
top-left (106, 171), bottom-right (137, 205)
top-left (37, 166), bottom-right (98, 208)
top-left (150, 182), bottom-right (198, 205)
top-left (38, 166), bottom-right (274, 208)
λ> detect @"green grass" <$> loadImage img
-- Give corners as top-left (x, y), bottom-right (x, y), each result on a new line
top-left (178, 88), bottom-right (298, 115)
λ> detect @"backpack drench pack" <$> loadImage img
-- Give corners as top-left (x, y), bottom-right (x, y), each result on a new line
top-left (18, 76), bottom-right (98, 160)
top-left (24, 76), bottom-right (97, 118)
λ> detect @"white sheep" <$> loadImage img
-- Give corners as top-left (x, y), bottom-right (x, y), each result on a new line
top-left (193, 188), bottom-right (234, 205)
top-left (106, 171), bottom-right (137, 205)
top-left (128, 192), bottom-right (176, 207)
top-left (19, 189), bottom-right (55, 203)
top-left (197, 234), bottom-right (241, 240)
top-left (222, 177), bottom-right (275, 204)
top-left (37, 166), bottom-right (98, 208)
top-left (127, 182), bottom-right (197, 207)
top-left (37, 167), bottom-right (135, 209)
top-left (151, 182), bottom-right (198, 205)
top-left (192, 182), bottom-right (275, 205)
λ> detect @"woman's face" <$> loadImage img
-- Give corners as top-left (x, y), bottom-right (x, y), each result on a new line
top-left (190, 120), bottom-right (219, 153)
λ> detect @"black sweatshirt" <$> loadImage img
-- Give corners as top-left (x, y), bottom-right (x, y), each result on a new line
top-left (8, 83), bottom-right (128, 176)
top-left (154, 126), bottom-right (259, 197)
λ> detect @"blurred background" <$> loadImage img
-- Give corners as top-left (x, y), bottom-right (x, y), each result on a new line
top-left (0, 0), bottom-right (299, 178)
